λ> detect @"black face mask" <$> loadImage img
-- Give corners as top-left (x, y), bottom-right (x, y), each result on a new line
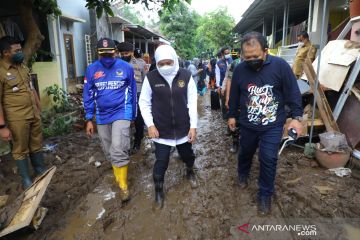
top-left (121, 55), bottom-right (132, 63)
top-left (245, 58), bottom-right (264, 71)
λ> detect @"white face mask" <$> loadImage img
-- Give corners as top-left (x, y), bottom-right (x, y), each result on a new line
top-left (225, 54), bottom-right (231, 59)
top-left (158, 64), bottom-right (176, 76)
top-left (298, 41), bottom-right (304, 47)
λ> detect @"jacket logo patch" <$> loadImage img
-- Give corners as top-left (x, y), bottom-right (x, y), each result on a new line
top-left (178, 80), bottom-right (185, 88)
top-left (155, 84), bottom-right (165, 87)
top-left (116, 69), bottom-right (123, 77)
top-left (94, 71), bottom-right (105, 79)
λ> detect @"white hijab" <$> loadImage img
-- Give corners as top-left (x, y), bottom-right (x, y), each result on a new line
top-left (155, 45), bottom-right (179, 84)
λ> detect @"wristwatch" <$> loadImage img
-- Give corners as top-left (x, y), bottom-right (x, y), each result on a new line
top-left (0, 124), bottom-right (6, 129)
top-left (293, 116), bottom-right (303, 122)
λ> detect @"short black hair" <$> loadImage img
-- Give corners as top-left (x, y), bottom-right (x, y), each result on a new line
top-left (0, 36), bottom-right (20, 57)
top-left (241, 32), bottom-right (268, 51)
top-left (297, 31), bottom-right (309, 39)
top-left (220, 46), bottom-right (230, 55)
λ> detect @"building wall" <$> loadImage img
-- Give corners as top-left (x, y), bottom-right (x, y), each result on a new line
top-left (32, 62), bottom-right (62, 108)
top-left (57, 0), bottom-right (91, 81)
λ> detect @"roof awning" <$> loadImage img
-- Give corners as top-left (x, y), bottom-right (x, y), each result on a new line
top-left (233, 0), bottom-right (310, 35)
top-left (126, 25), bottom-right (165, 40)
top-left (60, 14), bottom-right (86, 23)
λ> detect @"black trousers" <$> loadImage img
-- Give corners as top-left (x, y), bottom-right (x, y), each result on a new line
top-left (134, 93), bottom-right (145, 147)
top-left (153, 142), bottom-right (195, 179)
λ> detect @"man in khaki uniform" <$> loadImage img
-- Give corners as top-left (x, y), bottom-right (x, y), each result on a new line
top-left (0, 36), bottom-right (46, 189)
top-left (292, 31), bottom-right (317, 79)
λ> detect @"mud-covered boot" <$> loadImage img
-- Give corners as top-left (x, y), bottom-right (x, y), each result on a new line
top-left (153, 175), bottom-right (164, 210)
top-left (16, 159), bottom-right (33, 189)
top-left (238, 175), bottom-right (248, 189)
top-left (229, 141), bottom-right (239, 153)
top-left (186, 167), bottom-right (198, 189)
top-left (257, 195), bottom-right (271, 216)
top-left (113, 165), bottom-right (130, 202)
top-left (30, 152), bottom-right (48, 176)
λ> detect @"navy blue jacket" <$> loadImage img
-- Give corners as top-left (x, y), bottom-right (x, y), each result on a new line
top-left (228, 55), bottom-right (303, 131)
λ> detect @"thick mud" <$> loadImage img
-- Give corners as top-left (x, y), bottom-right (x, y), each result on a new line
top-left (1, 93), bottom-right (360, 240)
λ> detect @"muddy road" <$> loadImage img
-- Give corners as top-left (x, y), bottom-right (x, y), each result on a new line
top-left (2, 93), bottom-right (360, 240)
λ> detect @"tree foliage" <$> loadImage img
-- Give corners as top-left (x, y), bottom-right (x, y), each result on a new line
top-left (117, 5), bottom-right (145, 26)
top-left (195, 7), bottom-right (235, 57)
top-left (158, 4), bottom-right (235, 59)
top-left (159, 2), bottom-right (200, 59)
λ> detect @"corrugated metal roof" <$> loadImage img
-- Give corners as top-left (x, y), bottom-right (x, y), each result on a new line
top-left (233, 0), bottom-right (310, 35)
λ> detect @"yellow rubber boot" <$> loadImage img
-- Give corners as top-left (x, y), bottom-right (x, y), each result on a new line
top-left (113, 165), bottom-right (130, 202)
top-left (112, 166), bottom-right (119, 183)
top-left (118, 165), bottom-right (128, 190)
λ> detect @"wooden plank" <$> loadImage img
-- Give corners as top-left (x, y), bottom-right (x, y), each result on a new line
top-left (303, 59), bottom-right (340, 132)
top-left (352, 86), bottom-right (360, 102)
top-left (0, 166), bottom-right (56, 237)
top-left (307, 119), bottom-right (324, 127)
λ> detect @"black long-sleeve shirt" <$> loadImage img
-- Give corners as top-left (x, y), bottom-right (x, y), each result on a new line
top-left (228, 54), bottom-right (303, 131)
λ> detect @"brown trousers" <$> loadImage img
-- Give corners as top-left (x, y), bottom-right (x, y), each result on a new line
top-left (7, 117), bottom-right (43, 160)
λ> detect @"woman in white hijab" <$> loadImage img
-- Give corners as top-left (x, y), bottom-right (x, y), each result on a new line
top-left (139, 45), bottom-right (198, 210)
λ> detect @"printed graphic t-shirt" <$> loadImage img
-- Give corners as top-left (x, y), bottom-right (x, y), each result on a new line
top-left (228, 54), bottom-right (303, 131)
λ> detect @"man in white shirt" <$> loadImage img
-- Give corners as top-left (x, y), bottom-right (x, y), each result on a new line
top-left (139, 45), bottom-right (198, 210)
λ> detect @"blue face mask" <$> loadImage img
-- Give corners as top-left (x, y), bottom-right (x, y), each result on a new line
top-left (12, 52), bottom-right (24, 64)
top-left (100, 57), bottom-right (116, 68)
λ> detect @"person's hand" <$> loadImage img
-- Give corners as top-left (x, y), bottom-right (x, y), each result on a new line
top-left (148, 125), bottom-right (159, 139)
top-left (188, 128), bottom-right (196, 143)
top-left (86, 121), bottom-right (94, 137)
top-left (217, 87), bottom-right (221, 95)
top-left (131, 121), bottom-right (135, 128)
top-left (228, 118), bottom-right (236, 131)
top-left (221, 89), bottom-right (225, 96)
top-left (0, 128), bottom-right (11, 141)
top-left (288, 119), bottom-right (303, 136)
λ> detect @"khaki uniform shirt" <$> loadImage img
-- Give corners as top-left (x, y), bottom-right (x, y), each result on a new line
top-left (131, 57), bottom-right (146, 93)
top-left (292, 41), bottom-right (317, 77)
top-left (0, 60), bottom-right (39, 121)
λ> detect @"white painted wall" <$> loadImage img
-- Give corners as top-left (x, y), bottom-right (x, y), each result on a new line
top-left (56, 0), bottom-right (91, 81)
top-left (309, 0), bottom-right (330, 49)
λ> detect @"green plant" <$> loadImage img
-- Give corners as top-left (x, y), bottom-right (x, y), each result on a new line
top-left (45, 84), bottom-right (72, 113)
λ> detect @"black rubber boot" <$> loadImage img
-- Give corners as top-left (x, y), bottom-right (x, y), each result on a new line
top-left (153, 175), bottom-right (164, 210)
top-left (16, 159), bottom-right (33, 189)
top-left (257, 195), bottom-right (271, 216)
top-left (186, 167), bottom-right (198, 189)
top-left (238, 175), bottom-right (248, 189)
top-left (30, 152), bottom-right (47, 176)
top-left (230, 141), bottom-right (239, 153)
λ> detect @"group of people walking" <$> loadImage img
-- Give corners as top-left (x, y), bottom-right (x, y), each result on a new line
top-left (0, 30), bottom-right (310, 216)
top-left (82, 31), bottom-right (305, 216)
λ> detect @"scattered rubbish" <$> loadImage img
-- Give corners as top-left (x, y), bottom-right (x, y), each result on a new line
top-left (285, 177), bottom-right (302, 186)
top-left (319, 131), bottom-right (349, 152)
top-left (103, 191), bottom-right (116, 201)
top-left (31, 207), bottom-right (48, 230)
top-left (313, 185), bottom-right (334, 195)
top-left (304, 143), bottom-right (316, 158)
top-left (0, 167), bottom-right (56, 237)
top-left (55, 155), bottom-right (63, 164)
top-left (94, 161), bottom-right (101, 168)
top-left (0, 195), bottom-right (9, 208)
top-left (328, 167), bottom-right (352, 177)
top-left (96, 208), bottom-right (105, 220)
top-left (43, 144), bottom-right (58, 152)
top-left (315, 143), bottom-right (351, 169)
top-left (88, 156), bottom-right (96, 165)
